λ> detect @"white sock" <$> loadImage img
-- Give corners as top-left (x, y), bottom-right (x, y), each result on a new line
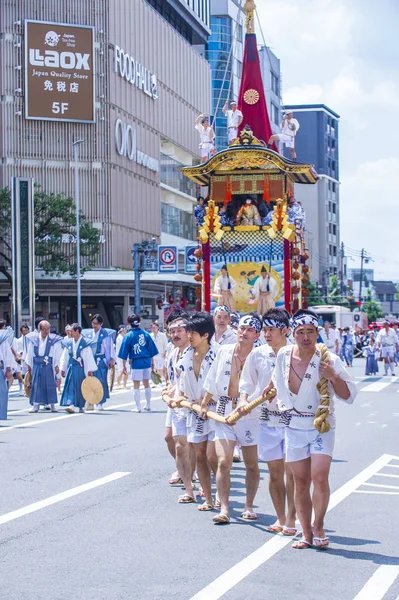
top-left (145, 387), bottom-right (151, 409)
top-left (390, 362), bottom-right (395, 375)
top-left (134, 389), bottom-right (141, 411)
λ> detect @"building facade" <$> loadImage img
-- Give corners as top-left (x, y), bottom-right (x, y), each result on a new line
top-left (206, 0), bottom-right (244, 150)
top-left (284, 104), bottom-right (341, 289)
top-left (0, 0), bottom-right (211, 329)
top-left (259, 45), bottom-right (282, 138)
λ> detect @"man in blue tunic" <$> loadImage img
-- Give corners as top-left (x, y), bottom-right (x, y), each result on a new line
top-left (119, 314), bottom-right (158, 413)
top-left (25, 320), bottom-right (64, 413)
top-left (60, 324), bottom-right (98, 413)
top-left (83, 314), bottom-right (116, 411)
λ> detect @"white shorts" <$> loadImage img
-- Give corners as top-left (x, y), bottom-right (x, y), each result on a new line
top-left (214, 418), bottom-right (259, 447)
top-left (381, 347), bottom-right (395, 359)
top-left (227, 127), bottom-right (238, 143)
top-left (187, 410), bottom-right (215, 444)
top-left (131, 368), bottom-right (150, 381)
top-left (285, 427), bottom-right (335, 463)
top-left (172, 411), bottom-right (187, 438)
top-left (259, 424), bottom-right (285, 462)
top-left (276, 133), bottom-right (295, 148)
top-left (200, 142), bottom-right (214, 156)
top-left (165, 406), bottom-right (173, 428)
top-left (153, 355), bottom-right (165, 370)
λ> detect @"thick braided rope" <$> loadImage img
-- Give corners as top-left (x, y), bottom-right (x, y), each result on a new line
top-left (314, 343), bottom-right (331, 434)
top-left (161, 391), bottom-right (227, 424)
top-left (227, 387), bottom-right (277, 425)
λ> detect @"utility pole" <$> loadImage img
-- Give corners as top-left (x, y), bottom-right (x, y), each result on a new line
top-left (340, 242), bottom-right (345, 295)
top-left (358, 247), bottom-right (365, 305)
top-left (72, 139), bottom-right (85, 325)
top-left (131, 239), bottom-right (158, 316)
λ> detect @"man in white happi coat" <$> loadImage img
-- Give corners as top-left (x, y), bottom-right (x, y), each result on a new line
top-left (213, 265), bottom-right (236, 312)
top-left (239, 308), bottom-right (296, 535)
top-left (13, 324), bottom-right (30, 395)
top-left (273, 309), bottom-right (357, 549)
top-left (202, 314), bottom-right (263, 524)
top-left (150, 321), bottom-right (168, 382)
top-left (268, 110), bottom-right (300, 160)
top-left (251, 266), bottom-right (279, 315)
top-left (213, 306), bottom-right (237, 346)
top-left (163, 310), bottom-right (196, 499)
top-left (319, 320), bottom-right (339, 355)
top-left (195, 114), bottom-right (215, 162)
top-left (25, 320), bottom-right (64, 413)
top-left (178, 313), bottom-right (218, 509)
top-left (376, 320), bottom-right (399, 376)
top-left (222, 100), bottom-right (243, 144)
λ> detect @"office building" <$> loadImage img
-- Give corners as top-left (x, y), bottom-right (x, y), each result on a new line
top-left (206, 0), bottom-right (244, 150)
top-left (0, 0), bottom-right (211, 328)
top-left (259, 45), bottom-right (282, 137)
top-left (283, 104), bottom-right (341, 287)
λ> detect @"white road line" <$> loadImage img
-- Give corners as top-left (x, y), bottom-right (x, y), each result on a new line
top-left (375, 472), bottom-right (399, 479)
top-left (0, 472), bottom-right (130, 526)
top-left (362, 482), bottom-right (399, 489)
top-left (354, 490), bottom-right (399, 495)
top-left (0, 397), bottom-right (162, 434)
top-left (188, 454), bottom-right (395, 600)
top-left (353, 565), bottom-right (399, 600)
top-left (362, 380), bottom-right (395, 392)
top-left (385, 464), bottom-right (399, 468)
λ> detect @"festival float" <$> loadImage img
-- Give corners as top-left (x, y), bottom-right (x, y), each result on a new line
top-left (182, 0), bottom-right (318, 316)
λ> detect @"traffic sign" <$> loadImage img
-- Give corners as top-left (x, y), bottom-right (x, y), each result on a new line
top-left (184, 246), bottom-right (197, 274)
top-left (158, 246), bottom-right (178, 274)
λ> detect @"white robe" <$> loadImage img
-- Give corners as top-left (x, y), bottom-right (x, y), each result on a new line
top-left (214, 274), bottom-right (236, 294)
top-left (25, 336), bottom-right (63, 376)
top-left (273, 345), bottom-right (357, 430)
top-left (239, 344), bottom-right (283, 426)
top-left (252, 275), bottom-right (279, 300)
top-left (203, 343), bottom-right (257, 421)
top-left (60, 338), bottom-right (98, 377)
top-left (215, 327), bottom-right (237, 346)
top-left (319, 328), bottom-right (339, 352)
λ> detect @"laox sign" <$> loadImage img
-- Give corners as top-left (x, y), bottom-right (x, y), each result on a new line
top-left (115, 119), bottom-right (159, 173)
top-left (29, 49), bottom-right (90, 69)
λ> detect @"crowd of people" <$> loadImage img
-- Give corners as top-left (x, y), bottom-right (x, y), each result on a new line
top-left (159, 305), bottom-right (357, 549)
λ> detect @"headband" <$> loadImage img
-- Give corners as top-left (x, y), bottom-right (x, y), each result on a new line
top-left (263, 318), bottom-right (287, 330)
top-left (168, 320), bottom-right (187, 330)
top-left (214, 306), bottom-right (231, 315)
top-left (238, 315), bottom-right (262, 333)
top-left (291, 314), bottom-right (319, 331)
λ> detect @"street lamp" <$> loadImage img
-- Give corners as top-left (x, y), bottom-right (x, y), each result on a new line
top-left (131, 238), bottom-right (158, 315)
top-left (72, 139), bottom-right (85, 325)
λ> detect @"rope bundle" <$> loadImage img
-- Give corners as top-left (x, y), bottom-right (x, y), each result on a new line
top-left (314, 343), bottom-right (331, 434)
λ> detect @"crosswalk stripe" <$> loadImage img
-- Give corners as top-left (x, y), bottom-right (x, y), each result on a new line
top-left (375, 472), bottom-right (399, 479)
top-left (361, 378), bottom-right (397, 392)
top-left (354, 490), bottom-right (399, 495)
top-left (353, 565), bottom-right (399, 600)
top-left (362, 482), bottom-right (399, 489)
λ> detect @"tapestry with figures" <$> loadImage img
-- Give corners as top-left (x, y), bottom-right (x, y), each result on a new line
top-left (209, 229), bottom-right (285, 313)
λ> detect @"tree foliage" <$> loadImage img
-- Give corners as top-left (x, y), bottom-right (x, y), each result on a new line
top-left (304, 280), bottom-right (325, 306)
top-left (327, 274), bottom-right (349, 307)
top-left (0, 186), bottom-right (101, 286)
top-left (362, 288), bottom-right (385, 323)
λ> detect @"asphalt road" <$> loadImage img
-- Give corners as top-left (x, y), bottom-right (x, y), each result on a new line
top-left (1, 359), bottom-right (398, 600)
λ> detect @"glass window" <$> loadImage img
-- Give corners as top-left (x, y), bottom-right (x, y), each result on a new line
top-left (332, 203), bottom-right (336, 214)
top-left (333, 246), bottom-right (337, 257)
top-left (236, 59), bottom-right (242, 79)
top-left (237, 24), bottom-right (243, 42)
top-left (160, 153), bottom-right (198, 197)
top-left (161, 203), bottom-right (196, 240)
top-left (333, 224), bottom-right (337, 235)
top-left (271, 72), bottom-right (279, 96)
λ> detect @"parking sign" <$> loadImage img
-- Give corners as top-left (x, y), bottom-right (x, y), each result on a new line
top-left (184, 246), bottom-right (197, 274)
top-left (158, 246), bottom-right (178, 274)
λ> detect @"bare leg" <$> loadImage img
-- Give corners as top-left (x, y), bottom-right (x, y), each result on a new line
top-left (268, 134), bottom-right (279, 145)
top-left (164, 426), bottom-right (175, 459)
top-left (267, 459), bottom-right (286, 526)
top-left (215, 439), bottom-right (235, 517)
top-left (123, 372), bottom-right (128, 388)
top-left (195, 441), bottom-right (213, 505)
top-left (242, 445), bottom-right (260, 513)
top-left (311, 454), bottom-right (332, 539)
top-left (285, 463), bottom-right (296, 529)
top-left (174, 436), bottom-right (194, 498)
top-left (206, 440), bottom-right (218, 476)
top-left (287, 457), bottom-right (313, 543)
top-left (189, 442), bottom-right (196, 478)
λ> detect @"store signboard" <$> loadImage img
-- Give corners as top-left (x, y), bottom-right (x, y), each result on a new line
top-left (25, 20), bottom-right (95, 122)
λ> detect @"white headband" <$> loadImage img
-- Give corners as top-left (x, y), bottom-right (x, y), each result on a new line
top-left (239, 315), bottom-right (262, 333)
top-left (214, 306), bottom-right (231, 315)
top-left (263, 318), bottom-right (287, 330)
top-left (291, 314), bottom-right (319, 330)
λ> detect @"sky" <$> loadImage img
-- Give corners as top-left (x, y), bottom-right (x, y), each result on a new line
top-left (256, 0), bottom-right (399, 280)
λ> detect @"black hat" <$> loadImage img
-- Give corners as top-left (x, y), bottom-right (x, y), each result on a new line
top-left (261, 266), bottom-right (267, 273)
top-left (221, 265), bottom-right (228, 271)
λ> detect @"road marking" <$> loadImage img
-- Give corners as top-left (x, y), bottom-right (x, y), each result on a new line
top-left (0, 472), bottom-right (130, 526)
top-left (362, 380), bottom-right (395, 392)
top-left (353, 565), bottom-right (399, 600)
top-left (385, 464), bottom-right (399, 468)
top-left (354, 490), bottom-right (399, 495)
top-left (188, 454), bottom-right (395, 600)
top-left (375, 472), bottom-right (399, 479)
top-left (362, 482), bottom-right (399, 489)
top-left (0, 396), bottom-right (162, 434)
